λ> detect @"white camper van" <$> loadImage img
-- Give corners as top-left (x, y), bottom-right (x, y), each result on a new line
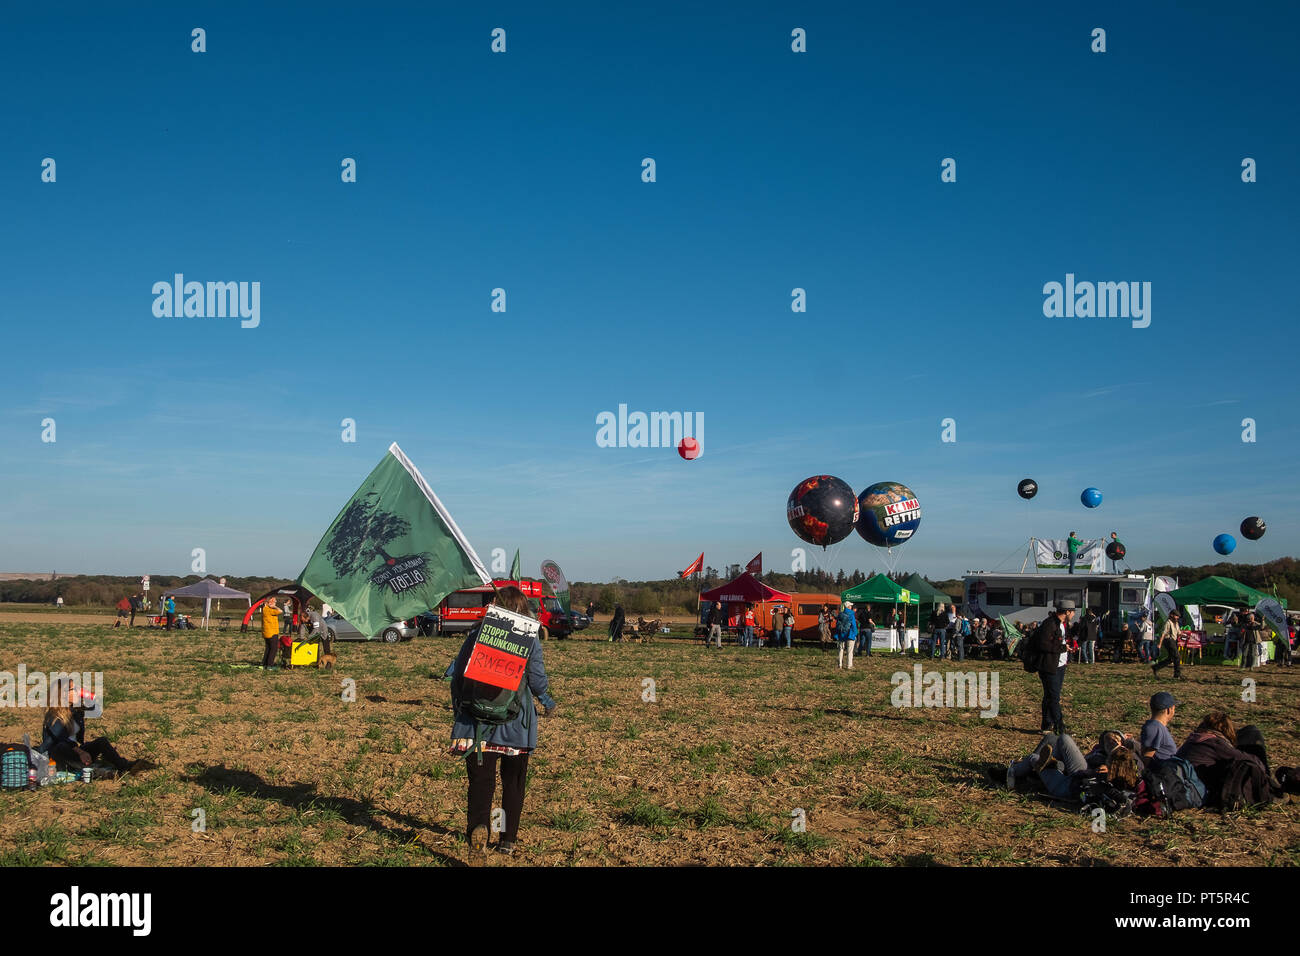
top-left (961, 571), bottom-right (1157, 638)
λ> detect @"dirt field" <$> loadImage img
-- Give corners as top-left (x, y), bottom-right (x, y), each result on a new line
top-left (1, 621), bottom-right (1296, 866)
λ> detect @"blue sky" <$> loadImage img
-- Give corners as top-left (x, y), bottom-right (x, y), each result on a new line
top-left (1, 1), bottom-right (1296, 584)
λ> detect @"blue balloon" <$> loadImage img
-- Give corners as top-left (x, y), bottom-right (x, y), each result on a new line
top-left (1213, 534), bottom-right (1236, 555)
top-left (1080, 487), bottom-right (1103, 508)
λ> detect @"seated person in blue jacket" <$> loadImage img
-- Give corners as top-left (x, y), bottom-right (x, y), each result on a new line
top-left (447, 586), bottom-right (557, 864)
top-left (39, 679), bottom-right (149, 775)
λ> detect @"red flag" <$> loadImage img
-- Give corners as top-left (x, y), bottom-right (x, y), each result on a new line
top-left (746, 553), bottom-right (762, 575)
top-left (679, 553), bottom-right (704, 578)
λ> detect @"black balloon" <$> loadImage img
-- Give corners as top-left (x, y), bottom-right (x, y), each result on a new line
top-left (1017, 478), bottom-right (1038, 500)
top-left (1105, 541), bottom-right (1126, 561)
top-left (1240, 516), bottom-right (1266, 541)
top-left (787, 475), bottom-right (859, 548)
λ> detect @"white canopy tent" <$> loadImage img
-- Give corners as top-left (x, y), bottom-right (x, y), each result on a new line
top-left (163, 578), bottom-right (251, 629)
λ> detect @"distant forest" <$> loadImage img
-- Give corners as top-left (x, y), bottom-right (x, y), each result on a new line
top-left (6, 558), bottom-right (1295, 617)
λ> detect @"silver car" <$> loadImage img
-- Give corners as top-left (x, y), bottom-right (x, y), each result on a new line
top-left (324, 613), bottom-right (418, 644)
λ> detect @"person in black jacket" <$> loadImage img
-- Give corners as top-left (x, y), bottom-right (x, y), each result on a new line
top-left (1078, 608), bottom-right (1100, 664)
top-left (608, 604), bottom-right (625, 643)
top-left (1033, 600), bottom-right (1076, 735)
top-left (705, 601), bottom-right (723, 648)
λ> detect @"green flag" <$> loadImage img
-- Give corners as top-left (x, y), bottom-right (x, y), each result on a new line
top-left (999, 614), bottom-right (1024, 654)
top-left (540, 559), bottom-right (570, 612)
top-left (297, 443), bottom-right (491, 637)
top-left (510, 549), bottom-right (521, 581)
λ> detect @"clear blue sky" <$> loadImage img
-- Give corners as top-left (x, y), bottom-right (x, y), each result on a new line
top-left (1, 1), bottom-right (1296, 584)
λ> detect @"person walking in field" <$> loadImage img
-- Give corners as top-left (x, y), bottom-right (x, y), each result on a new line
top-left (1151, 611), bottom-right (1183, 680)
top-left (114, 596), bottom-right (131, 628)
top-left (260, 597), bottom-right (283, 669)
top-left (448, 586), bottom-right (556, 864)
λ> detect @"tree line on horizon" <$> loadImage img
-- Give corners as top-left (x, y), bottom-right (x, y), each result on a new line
top-left (6, 558), bottom-right (1295, 617)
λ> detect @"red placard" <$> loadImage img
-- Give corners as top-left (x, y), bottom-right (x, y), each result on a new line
top-left (464, 642), bottom-right (529, 690)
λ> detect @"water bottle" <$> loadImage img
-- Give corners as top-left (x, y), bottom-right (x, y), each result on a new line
top-left (82, 766), bottom-right (92, 784)
top-left (28, 767), bottom-right (37, 789)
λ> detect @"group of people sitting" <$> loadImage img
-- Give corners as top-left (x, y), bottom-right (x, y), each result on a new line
top-left (987, 690), bottom-right (1294, 814)
top-left (928, 605), bottom-right (1010, 661)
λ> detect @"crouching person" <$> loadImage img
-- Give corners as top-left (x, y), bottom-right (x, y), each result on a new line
top-left (448, 586), bottom-right (556, 864)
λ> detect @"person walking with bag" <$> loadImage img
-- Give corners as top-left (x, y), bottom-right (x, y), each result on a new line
top-left (448, 586), bottom-right (556, 864)
top-left (1027, 600), bottom-right (1074, 735)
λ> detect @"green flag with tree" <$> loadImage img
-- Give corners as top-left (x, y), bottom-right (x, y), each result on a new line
top-left (297, 443), bottom-right (492, 637)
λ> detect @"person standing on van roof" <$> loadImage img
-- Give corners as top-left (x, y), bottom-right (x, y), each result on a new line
top-left (1067, 532), bottom-right (1081, 574)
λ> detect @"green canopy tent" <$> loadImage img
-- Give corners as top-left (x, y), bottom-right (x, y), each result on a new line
top-left (1166, 575), bottom-right (1286, 609)
top-left (899, 572), bottom-right (957, 621)
top-left (841, 574), bottom-right (920, 648)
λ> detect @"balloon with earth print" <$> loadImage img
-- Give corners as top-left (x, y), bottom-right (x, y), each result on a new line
top-left (1213, 534), bottom-right (1236, 555)
top-left (855, 482), bottom-right (922, 548)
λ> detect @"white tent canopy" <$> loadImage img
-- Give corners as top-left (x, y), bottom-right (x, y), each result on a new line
top-left (163, 579), bottom-right (251, 628)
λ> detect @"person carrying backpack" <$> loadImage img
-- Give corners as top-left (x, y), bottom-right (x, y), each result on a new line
top-left (1176, 711), bottom-right (1274, 809)
top-left (836, 601), bottom-right (858, 669)
top-left (1028, 601), bottom-right (1074, 735)
top-left (448, 586), bottom-right (556, 864)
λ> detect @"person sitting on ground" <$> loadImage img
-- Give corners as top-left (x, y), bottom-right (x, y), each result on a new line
top-left (1140, 691), bottom-right (1179, 764)
top-left (1085, 730), bottom-right (1145, 773)
top-left (39, 679), bottom-right (151, 776)
top-left (1176, 711), bottom-right (1274, 807)
top-left (990, 730), bottom-right (1141, 800)
top-left (986, 622), bottom-right (1006, 660)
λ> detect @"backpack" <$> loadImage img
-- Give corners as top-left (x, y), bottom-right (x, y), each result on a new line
top-left (1142, 757), bottom-right (1206, 813)
top-left (1219, 757), bottom-right (1271, 811)
top-left (1079, 776), bottom-right (1135, 819)
top-left (455, 620), bottom-right (535, 764)
top-left (1021, 618), bottom-right (1051, 672)
top-left (1, 736), bottom-right (49, 789)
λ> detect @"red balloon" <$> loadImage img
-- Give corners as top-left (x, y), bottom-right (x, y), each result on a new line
top-left (678, 437), bottom-right (700, 460)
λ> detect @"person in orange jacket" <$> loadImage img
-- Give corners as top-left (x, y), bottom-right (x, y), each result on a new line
top-left (261, 598), bottom-right (283, 670)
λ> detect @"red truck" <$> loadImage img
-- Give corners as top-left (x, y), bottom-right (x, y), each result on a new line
top-left (432, 579), bottom-right (572, 640)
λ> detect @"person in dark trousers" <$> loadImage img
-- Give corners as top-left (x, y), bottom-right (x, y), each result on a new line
top-left (1066, 532), bottom-right (1081, 574)
top-left (1033, 600), bottom-right (1075, 735)
top-left (608, 604), bottom-right (625, 643)
top-left (448, 586), bottom-right (556, 863)
top-left (1151, 610), bottom-right (1183, 679)
top-left (39, 679), bottom-right (149, 775)
top-left (164, 594), bottom-right (177, 630)
top-left (260, 597), bottom-right (283, 669)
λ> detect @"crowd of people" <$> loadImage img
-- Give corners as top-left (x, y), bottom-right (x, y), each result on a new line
top-left (927, 604), bottom-right (1012, 661)
top-left (987, 690), bottom-right (1294, 813)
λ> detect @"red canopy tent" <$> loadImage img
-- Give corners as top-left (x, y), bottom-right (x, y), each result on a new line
top-left (699, 572), bottom-right (792, 628)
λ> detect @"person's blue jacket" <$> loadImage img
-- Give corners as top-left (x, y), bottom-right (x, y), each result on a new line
top-left (165, 597), bottom-right (175, 614)
top-left (836, 607), bottom-right (857, 642)
top-left (447, 623), bottom-right (555, 751)
top-left (961, 618), bottom-right (971, 637)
